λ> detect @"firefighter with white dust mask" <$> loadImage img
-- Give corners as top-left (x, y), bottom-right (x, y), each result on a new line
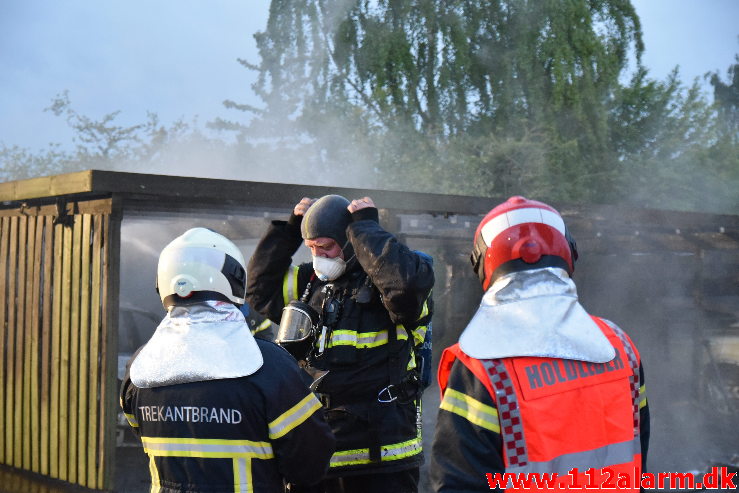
top-left (246, 195), bottom-right (434, 493)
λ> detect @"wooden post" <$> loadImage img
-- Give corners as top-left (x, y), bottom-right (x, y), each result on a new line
top-left (49, 220), bottom-right (63, 478)
top-left (40, 215), bottom-right (54, 475)
top-left (77, 214), bottom-right (92, 486)
top-left (67, 215), bottom-right (81, 484)
top-left (14, 216), bottom-right (28, 469)
top-left (29, 216), bottom-right (44, 472)
top-left (0, 216), bottom-right (9, 464)
top-left (87, 214), bottom-right (103, 488)
top-left (58, 222), bottom-right (72, 481)
top-left (98, 197), bottom-right (121, 490)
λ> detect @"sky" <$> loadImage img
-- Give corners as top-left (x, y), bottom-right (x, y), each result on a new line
top-left (0, 0), bottom-right (737, 152)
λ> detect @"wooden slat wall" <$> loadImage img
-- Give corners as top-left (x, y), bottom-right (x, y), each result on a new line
top-left (0, 199), bottom-right (116, 490)
top-left (0, 217), bottom-right (9, 465)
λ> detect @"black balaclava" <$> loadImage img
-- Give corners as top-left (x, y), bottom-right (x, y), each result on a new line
top-left (301, 195), bottom-right (352, 247)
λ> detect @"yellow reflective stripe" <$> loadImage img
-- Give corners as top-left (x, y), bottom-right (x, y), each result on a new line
top-left (143, 437), bottom-right (268, 445)
top-left (142, 437), bottom-right (270, 493)
top-left (638, 384), bottom-right (647, 409)
top-left (328, 330), bottom-right (358, 347)
top-left (507, 437), bottom-right (640, 476)
top-left (268, 393), bottom-right (322, 439)
top-left (124, 412), bottom-right (139, 428)
top-left (329, 436), bottom-right (422, 468)
top-left (407, 350), bottom-right (417, 371)
top-left (142, 437), bottom-right (274, 459)
top-left (253, 319), bottom-right (272, 335)
top-left (233, 457), bottom-right (250, 493)
top-left (418, 300), bottom-right (429, 320)
top-left (149, 454), bottom-right (160, 493)
top-left (327, 328), bottom-right (408, 349)
top-left (440, 388), bottom-right (500, 433)
top-left (282, 265), bottom-right (299, 306)
top-left (233, 459), bottom-right (241, 493)
top-left (411, 325), bottom-right (427, 346)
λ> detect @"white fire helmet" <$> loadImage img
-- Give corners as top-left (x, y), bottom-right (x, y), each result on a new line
top-left (156, 228), bottom-right (247, 308)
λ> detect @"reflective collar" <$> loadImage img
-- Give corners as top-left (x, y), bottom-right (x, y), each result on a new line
top-left (458, 268), bottom-right (615, 363)
top-left (130, 300), bottom-right (263, 388)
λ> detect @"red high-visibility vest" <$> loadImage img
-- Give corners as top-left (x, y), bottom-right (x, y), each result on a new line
top-left (438, 316), bottom-right (642, 492)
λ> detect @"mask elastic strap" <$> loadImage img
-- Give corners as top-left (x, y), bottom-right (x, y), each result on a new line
top-left (340, 239), bottom-right (356, 264)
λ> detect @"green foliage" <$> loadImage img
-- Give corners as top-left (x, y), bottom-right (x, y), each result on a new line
top-left (610, 64), bottom-right (739, 213)
top-left (240, 0), bottom-right (646, 201)
top-left (3, 2), bottom-right (737, 214)
top-left (710, 55), bottom-right (739, 143)
top-left (233, 0), bottom-right (737, 213)
top-left (0, 143), bottom-right (74, 183)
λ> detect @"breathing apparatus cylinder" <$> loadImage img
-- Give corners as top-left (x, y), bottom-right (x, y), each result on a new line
top-left (277, 301), bottom-right (319, 361)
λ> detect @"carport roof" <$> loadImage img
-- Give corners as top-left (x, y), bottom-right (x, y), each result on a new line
top-left (1, 169), bottom-right (738, 254)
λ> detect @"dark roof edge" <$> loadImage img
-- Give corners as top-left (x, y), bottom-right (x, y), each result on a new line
top-left (1, 169), bottom-right (503, 216)
top-left (1, 170), bottom-right (738, 227)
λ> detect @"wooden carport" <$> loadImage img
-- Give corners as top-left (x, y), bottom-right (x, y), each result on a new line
top-left (0, 170), bottom-right (737, 491)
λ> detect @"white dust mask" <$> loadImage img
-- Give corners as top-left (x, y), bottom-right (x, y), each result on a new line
top-left (313, 255), bottom-right (346, 281)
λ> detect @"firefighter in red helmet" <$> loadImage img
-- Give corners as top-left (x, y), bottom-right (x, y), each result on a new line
top-left (431, 196), bottom-right (650, 492)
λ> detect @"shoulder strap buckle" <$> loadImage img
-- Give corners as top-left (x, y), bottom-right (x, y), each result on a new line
top-left (377, 385), bottom-right (398, 403)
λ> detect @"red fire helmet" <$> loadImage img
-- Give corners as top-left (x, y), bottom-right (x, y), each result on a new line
top-left (471, 196), bottom-right (578, 290)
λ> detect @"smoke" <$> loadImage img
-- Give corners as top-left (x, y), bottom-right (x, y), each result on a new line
top-left (62, 2), bottom-right (737, 487)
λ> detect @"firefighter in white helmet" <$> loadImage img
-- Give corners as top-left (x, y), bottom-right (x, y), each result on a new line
top-left (431, 196), bottom-right (650, 492)
top-left (120, 227), bottom-right (334, 492)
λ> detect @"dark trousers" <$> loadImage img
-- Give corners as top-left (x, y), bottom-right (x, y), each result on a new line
top-left (323, 468), bottom-right (419, 493)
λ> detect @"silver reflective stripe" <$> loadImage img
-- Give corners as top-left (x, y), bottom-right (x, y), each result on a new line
top-left (269, 394), bottom-right (322, 439)
top-left (507, 436), bottom-right (641, 476)
top-left (328, 328), bottom-right (408, 348)
top-left (412, 325), bottom-right (427, 346)
top-left (330, 330), bottom-right (358, 346)
top-left (149, 455), bottom-right (160, 493)
top-left (440, 388), bottom-right (500, 433)
top-left (235, 457), bottom-right (249, 493)
top-left (253, 319), bottom-right (272, 335)
top-left (283, 266), bottom-right (299, 305)
top-left (329, 437), bottom-right (422, 467)
top-left (637, 387), bottom-right (647, 409)
top-left (143, 440), bottom-right (273, 456)
top-left (142, 437), bottom-right (272, 493)
top-left (358, 331), bottom-right (387, 346)
top-left (124, 412), bottom-right (139, 428)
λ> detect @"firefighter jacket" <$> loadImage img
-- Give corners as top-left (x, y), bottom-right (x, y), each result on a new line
top-left (241, 302), bottom-right (276, 341)
top-left (431, 316), bottom-right (650, 492)
top-left (120, 302), bottom-right (335, 493)
top-left (245, 207), bottom-right (434, 477)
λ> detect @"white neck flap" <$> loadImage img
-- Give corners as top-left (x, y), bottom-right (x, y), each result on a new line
top-left (130, 300), bottom-right (263, 388)
top-left (458, 268), bottom-right (615, 363)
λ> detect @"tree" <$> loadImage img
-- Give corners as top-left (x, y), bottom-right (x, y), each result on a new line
top-left (608, 60), bottom-right (739, 213)
top-left (1, 92), bottom-right (195, 183)
top-left (710, 55), bottom-right (739, 143)
top-left (235, 0), bottom-right (645, 201)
